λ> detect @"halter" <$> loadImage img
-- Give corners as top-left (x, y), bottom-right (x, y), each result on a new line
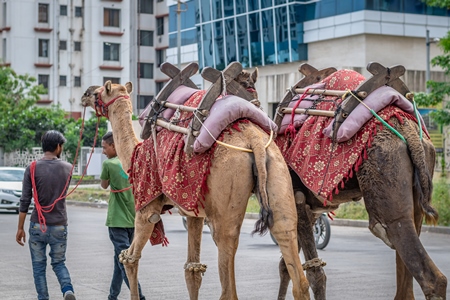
top-left (94, 87), bottom-right (130, 118)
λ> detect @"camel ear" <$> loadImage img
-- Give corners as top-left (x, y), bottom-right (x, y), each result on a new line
top-left (251, 67), bottom-right (258, 83)
top-left (125, 82), bottom-right (133, 94)
top-left (105, 80), bottom-right (112, 94)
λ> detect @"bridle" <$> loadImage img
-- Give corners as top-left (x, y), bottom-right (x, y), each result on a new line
top-left (94, 87), bottom-right (130, 118)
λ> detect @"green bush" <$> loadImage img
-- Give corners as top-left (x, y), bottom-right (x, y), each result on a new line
top-left (431, 178), bottom-right (450, 226)
top-left (334, 200), bottom-right (369, 220)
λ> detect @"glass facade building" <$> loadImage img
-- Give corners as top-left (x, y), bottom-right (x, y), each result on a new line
top-left (168, 0), bottom-right (450, 70)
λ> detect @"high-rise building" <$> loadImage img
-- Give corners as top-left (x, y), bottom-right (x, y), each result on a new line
top-left (0, 0), bottom-right (169, 118)
top-left (167, 0), bottom-right (450, 117)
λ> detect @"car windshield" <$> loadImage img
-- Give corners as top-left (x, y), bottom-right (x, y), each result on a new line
top-left (0, 169), bottom-right (25, 181)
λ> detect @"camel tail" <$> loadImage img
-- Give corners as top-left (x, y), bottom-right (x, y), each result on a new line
top-left (251, 140), bottom-right (273, 236)
top-left (407, 127), bottom-right (439, 226)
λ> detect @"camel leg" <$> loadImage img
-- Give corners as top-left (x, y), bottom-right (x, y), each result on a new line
top-left (267, 158), bottom-right (310, 300)
top-left (184, 216), bottom-right (206, 300)
top-left (359, 145), bottom-right (447, 300)
top-left (277, 190), bottom-right (326, 300)
top-left (120, 200), bottom-right (164, 300)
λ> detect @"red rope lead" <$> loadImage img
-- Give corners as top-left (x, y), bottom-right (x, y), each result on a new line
top-left (284, 88), bottom-right (311, 137)
top-left (111, 186), bottom-right (132, 193)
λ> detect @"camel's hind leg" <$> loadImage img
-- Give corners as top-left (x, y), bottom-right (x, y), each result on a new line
top-left (359, 139), bottom-right (447, 300)
top-left (120, 198), bottom-right (165, 300)
top-left (184, 216), bottom-right (206, 300)
top-left (267, 155), bottom-right (310, 300)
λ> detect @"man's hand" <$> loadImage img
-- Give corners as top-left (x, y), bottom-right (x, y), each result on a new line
top-left (16, 229), bottom-right (26, 246)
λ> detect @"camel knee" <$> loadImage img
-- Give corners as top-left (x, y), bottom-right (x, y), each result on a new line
top-left (148, 213), bottom-right (161, 223)
top-left (369, 222), bottom-right (394, 249)
top-left (184, 262), bottom-right (207, 275)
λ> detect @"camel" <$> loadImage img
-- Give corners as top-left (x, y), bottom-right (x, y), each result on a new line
top-left (81, 76), bottom-right (310, 300)
top-left (274, 64), bottom-right (447, 300)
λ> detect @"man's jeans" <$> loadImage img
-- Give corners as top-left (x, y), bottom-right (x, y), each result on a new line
top-left (29, 222), bottom-right (74, 300)
top-left (108, 227), bottom-right (145, 300)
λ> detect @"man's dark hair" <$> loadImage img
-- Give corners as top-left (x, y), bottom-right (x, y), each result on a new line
top-left (41, 130), bottom-right (66, 152)
top-left (102, 131), bottom-right (114, 145)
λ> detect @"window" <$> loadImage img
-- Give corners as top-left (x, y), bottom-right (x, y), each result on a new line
top-left (3, 3), bottom-right (7, 28)
top-left (139, 95), bottom-right (154, 109)
top-left (74, 41), bottom-right (81, 51)
top-left (139, 30), bottom-right (153, 46)
top-left (75, 6), bottom-right (82, 17)
top-left (156, 18), bottom-right (164, 35)
top-left (156, 82), bottom-right (165, 94)
top-left (38, 3), bottom-right (49, 23)
top-left (139, 0), bottom-right (153, 14)
top-left (74, 76), bottom-right (81, 87)
top-left (38, 39), bottom-right (49, 57)
top-left (139, 63), bottom-right (153, 79)
top-left (103, 77), bottom-right (120, 84)
top-left (156, 49), bottom-right (165, 67)
top-left (104, 8), bottom-right (120, 27)
top-left (38, 74), bottom-right (49, 89)
top-left (103, 42), bottom-right (120, 61)
top-left (60, 5), bottom-right (67, 16)
top-left (59, 40), bottom-right (67, 50)
top-left (59, 75), bottom-right (66, 86)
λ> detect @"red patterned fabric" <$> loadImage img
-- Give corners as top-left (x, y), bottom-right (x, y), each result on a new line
top-left (128, 90), bottom-right (249, 245)
top-left (275, 69), bottom-right (423, 203)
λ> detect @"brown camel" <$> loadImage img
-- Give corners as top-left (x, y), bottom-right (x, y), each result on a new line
top-left (81, 81), bottom-right (310, 300)
top-left (274, 66), bottom-right (447, 300)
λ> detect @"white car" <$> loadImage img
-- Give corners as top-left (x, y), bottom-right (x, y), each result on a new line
top-left (0, 167), bottom-right (33, 214)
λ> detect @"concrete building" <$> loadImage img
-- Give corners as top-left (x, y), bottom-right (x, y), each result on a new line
top-left (0, 0), bottom-right (169, 118)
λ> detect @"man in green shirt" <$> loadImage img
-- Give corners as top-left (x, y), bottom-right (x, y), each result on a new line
top-left (100, 131), bottom-right (145, 300)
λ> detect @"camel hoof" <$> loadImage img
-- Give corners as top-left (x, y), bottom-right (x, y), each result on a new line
top-left (148, 213), bottom-right (161, 224)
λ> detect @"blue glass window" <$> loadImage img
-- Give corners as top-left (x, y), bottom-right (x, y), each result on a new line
top-left (202, 24), bottom-right (214, 68)
top-left (224, 1), bottom-right (234, 17)
top-left (275, 7), bottom-right (289, 63)
top-left (275, 0), bottom-right (286, 5)
top-left (261, 0), bottom-right (272, 10)
top-left (336, 0), bottom-right (355, 15)
top-left (248, 0), bottom-right (259, 11)
top-left (169, 1), bottom-right (196, 33)
top-left (212, 0), bottom-right (222, 19)
top-left (225, 18), bottom-right (237, 63)
top-left (404, 1), bottom-right (426, 14)
top-left (249, 13), bottom-right (262, 66)
top-left (289, 5), bottom-right (306, 61)
top-left (236, 15), bottom-right (250, 68)
top-left (200, 0), bottom-right (211, 22)
top-left (197, 27), bottom-right (204, 69)
top-left (214, 21), bottom-right (226, 70)
top-left (261, 9), bottom-right (275, 65)
top-left (236, 0), bottom-right (246, 15)
top-left (169, 29), bottom-right (197, 47)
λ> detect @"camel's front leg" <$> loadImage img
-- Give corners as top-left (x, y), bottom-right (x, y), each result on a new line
top-left (184, 216), bottom-right (207, 300)
top-left (119, 201), bottom-right (164, 300)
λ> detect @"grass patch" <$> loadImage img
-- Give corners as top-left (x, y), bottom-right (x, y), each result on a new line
top-left (334, 200), bottom-right (369, 220)
top-left (431, 176), bottom-right (450, 226)
top-left (67, 187), bottom-right (109, 203)
top-left (246, 194), bottom-right (259, 213)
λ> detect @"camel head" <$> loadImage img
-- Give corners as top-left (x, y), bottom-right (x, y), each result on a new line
top-left (235, 67), bottom-right (259, 107)
top-left (81, 81), bottom-right (133, 118)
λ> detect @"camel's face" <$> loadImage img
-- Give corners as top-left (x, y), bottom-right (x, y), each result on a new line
top-left (235, 68), bottom-right (258, 101)
top-left (81, 81), bottom-right (133, 118)
top-left (81, 85), bottom-right (101, 109)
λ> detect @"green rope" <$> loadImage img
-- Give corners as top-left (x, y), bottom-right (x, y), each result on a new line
top-left (369, 109), bottom-right (407, 144)
top-left (412, 100), bottom-right (423, 140)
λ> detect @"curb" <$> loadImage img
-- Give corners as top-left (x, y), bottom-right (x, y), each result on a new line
top-left (66, 202), bottom-right (450, 235)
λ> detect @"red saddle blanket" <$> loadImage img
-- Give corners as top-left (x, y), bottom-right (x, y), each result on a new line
top-left (275, 69), bottom-right (424, 203)
top-left (129, 90), bottom-right (250, 245)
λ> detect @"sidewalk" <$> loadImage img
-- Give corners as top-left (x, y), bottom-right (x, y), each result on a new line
top-left (66, 201), bottom-right (450, 235)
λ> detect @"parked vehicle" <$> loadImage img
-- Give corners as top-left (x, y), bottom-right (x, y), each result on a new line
top-left (0, 167), bottom-right (33, 214)
top-left (182, 213), bottom-right (331, 249)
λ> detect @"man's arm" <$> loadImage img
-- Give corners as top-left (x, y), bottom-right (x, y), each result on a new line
top-left (101, 179), bottom-right (110, 189)
top-left (16, 212), bottom-right (27, 246)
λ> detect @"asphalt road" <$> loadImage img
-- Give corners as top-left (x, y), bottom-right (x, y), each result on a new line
top-left (1, 206), bottom-right (449, 300)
